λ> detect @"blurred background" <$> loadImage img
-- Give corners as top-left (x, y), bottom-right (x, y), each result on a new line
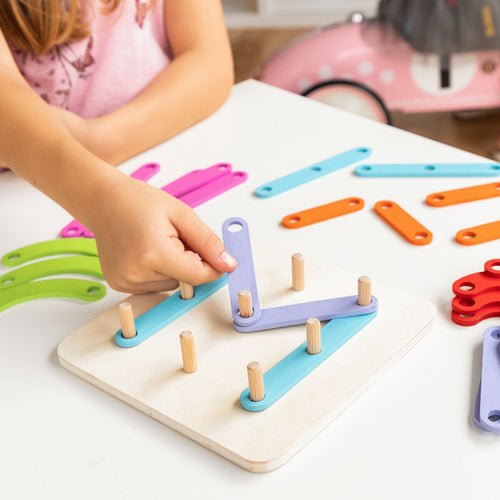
top-left (223, 0), bottom-right (500, 159)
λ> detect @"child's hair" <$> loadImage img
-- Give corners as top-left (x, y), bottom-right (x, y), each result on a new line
top-left (0, 1), bottom-right (122, 55)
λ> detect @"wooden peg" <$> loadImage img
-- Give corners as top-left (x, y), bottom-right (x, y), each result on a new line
top-left (306, 317), bottom-right (321, 355)
top-left (357, 275), bottom-right (372, 306)
top-left (238, 289), bottom-right (253, 318)
top-left (179, 331), bottom-right (197, 373)
top-left (118, 302), bottom-right (136, 339)
top-left (292, 253), bottom-right (305, 291)
top-left (180, 282), bottom-right (194, 300)
top-left (247, 362), bottom-right (265, 402)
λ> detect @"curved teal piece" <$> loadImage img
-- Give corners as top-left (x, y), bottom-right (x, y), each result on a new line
top-left (240, 311), bottom-right (376, 411)
top-left (255, 147), bottom-right (372, 198)
top-left (0, 256), bottom-right (103, 290)
top-left (1, 238), bottom-right (98, 267)
top-left (0, 278), bottom-right (106, 312)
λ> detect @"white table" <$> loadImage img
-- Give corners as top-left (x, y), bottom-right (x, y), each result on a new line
top-left (1, 80), bottom-right (499, 499)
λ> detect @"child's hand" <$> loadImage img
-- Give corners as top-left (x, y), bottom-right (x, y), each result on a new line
top-left (88, 175), bottom-right (237, 294)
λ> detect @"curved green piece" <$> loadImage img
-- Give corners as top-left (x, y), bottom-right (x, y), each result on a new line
top-left (1, 238), bottom-right (98, 267)
top-left (0, 278), bottom-right (106, 312)
top-left (0, 256), bottom-right (103, 290)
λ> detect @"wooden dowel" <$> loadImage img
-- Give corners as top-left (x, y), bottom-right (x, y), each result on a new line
top-left (292, 253), bottom-right (305, 291)
top-left (238, 289), bottom-right (253, 318)
top-left (247, 362), bottom-right (265, 402)
top-left (357, 275), bottom-right (372, 306)
top-left (118, 302), bottom-right (136, 339)
top-left (179, 331), bottom-right (197, 374)
top-left (180, 282), bottom-right (194, 300)
top-left (306, 317), bottom-right (321, 355)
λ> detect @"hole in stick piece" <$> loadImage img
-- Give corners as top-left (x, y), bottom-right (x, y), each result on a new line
top-left (247, 362), bottom-right (265, 402)
top-left (357, 276), bottom-right (371, 306)
top-left (119, 302), bottom-right (137, 339)
top-left (180, 331), bottom-right (197, 374)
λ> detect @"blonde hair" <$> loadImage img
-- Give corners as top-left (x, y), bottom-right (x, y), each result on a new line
top-left (0, 1), bottom-right (122, 54)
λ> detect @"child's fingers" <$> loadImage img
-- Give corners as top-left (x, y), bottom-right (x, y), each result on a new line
top-left (171, 207), bottom-right (237, 273)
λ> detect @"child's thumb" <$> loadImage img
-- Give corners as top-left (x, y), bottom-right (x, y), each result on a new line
top-left (174, 210), bottom-right (237, 273)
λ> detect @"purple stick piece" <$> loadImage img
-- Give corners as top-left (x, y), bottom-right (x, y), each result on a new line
top-left (233, 295), bottom-right (378, 333)
top-left (60, 162), bottom-right (160, 238)
top-left (474, 326), bottom-right (500, 432)
top-left (222, 217), bottom-right (262, 326)
top-left (221, 216), bottom-right (377, 333)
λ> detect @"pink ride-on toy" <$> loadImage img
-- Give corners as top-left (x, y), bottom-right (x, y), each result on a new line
top-left (256, 4), bottom-right (500, 126)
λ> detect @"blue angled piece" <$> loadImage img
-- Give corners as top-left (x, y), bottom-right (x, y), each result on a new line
top-left (355, 163), bottom-right (500, 177)
top-left (240, 311), bottom-right (377, 411)
top-left (115, 275), bottom-right (228, 347)
top-left (255, 147), bottom-right (372, 198)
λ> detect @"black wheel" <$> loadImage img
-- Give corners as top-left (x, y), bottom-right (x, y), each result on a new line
top-left (302, 79), bottom-right (392, 125)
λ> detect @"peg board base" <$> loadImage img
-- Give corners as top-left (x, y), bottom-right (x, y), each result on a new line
top-left (58, 250), bottom-right (436, 473)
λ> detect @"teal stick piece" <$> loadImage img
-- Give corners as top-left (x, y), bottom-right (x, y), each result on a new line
top-left (0, 278), bottom-right (106, 312)
top-left (115, 275), bottom-right (228, 347)
top-left (354, 163), bottom-right (500, 177)
top-left (2, 238), bottom-right (98, 267)
top-left (240, 311), bottom-right (376, 411)
top-left (255, 147), bottom-right (372, 198)
top-left (0, 256), bottom-right (103, 290)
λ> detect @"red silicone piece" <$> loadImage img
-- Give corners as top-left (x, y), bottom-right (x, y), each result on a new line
top-left (451, 305), bottom-right (500, 327)
top-left (452, 259), bottom-right (500, 298)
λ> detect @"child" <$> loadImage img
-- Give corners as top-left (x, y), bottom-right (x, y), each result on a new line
top-left (0, 0), bottom-right (237, 293)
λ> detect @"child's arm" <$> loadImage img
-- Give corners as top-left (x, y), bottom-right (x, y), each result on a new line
top-left (55, 0), bottom-right (234, 165)
top-left (0, 30), bottom-right (236, 294)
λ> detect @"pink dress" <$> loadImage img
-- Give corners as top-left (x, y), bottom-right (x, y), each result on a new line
top-left (8, 0), bottom-right (171, 118)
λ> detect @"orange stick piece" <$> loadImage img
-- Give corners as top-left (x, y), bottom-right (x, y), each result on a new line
top-left (282, 197), bottom-right (364, 229)
top-left (374, 200), bottom-right (432, 246)
top-left (426, 182), bottom-right (500, 207)
top-left (456, 220), bottom-right (500, 245)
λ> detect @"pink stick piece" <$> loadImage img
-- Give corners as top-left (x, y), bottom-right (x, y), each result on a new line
top-left (179, 171), bottom-right (247, 208)
top-left (161, 163), bottom-right (232, 198)
top-left (60, 163), bottom-right (160, 238)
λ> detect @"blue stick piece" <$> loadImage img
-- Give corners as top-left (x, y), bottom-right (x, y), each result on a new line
top-left (222, 217), bottom-right (262, 327)
top-left (233, 296), bottom-right (378, 333)
top-left (241, 311), bottom-right (377, 411)
top-left (115, 276), bottom-right (228, 348)
top-left (255, 147), bottom-right (372, 198)
top-left (355, 163), bottom-right (500, 177)
top-left (473, 326), bottom-right (500, 432)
